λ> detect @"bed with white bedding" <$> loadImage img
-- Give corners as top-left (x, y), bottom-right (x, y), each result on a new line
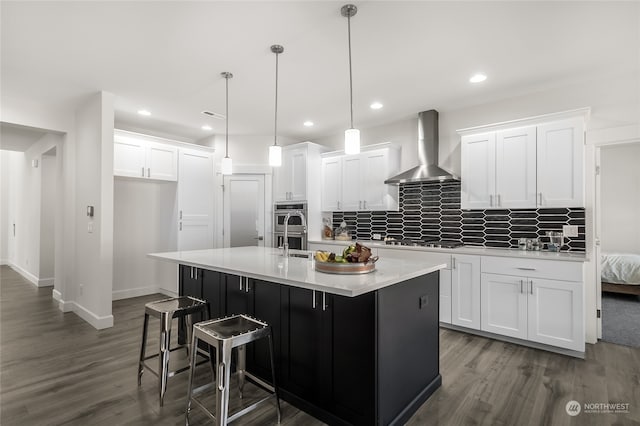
top-left (601, 253), bottom-right (640, 296)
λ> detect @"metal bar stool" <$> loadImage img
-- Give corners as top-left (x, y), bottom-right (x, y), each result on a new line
top-left (138, 296), bottom-right (210, 406)
top-left (185, 314), bottom-right (281, 425)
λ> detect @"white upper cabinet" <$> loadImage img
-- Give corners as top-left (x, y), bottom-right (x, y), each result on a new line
top-left (273, 144), bottom-right (313, 202)
top-left (321, 156), bottom-right (342, 211)
top-left (537, 118), bottom-right (584, 207)
top-left (114, 132), bottom-right (177, 181)
top-left (461, 132), bottom-right (496, 209)
top-left (495, 126), bottom-right (537, 209)
top-left (320, 144), bottom-right (400, 212)
top-left (460, 111), bottom-right (586, 209)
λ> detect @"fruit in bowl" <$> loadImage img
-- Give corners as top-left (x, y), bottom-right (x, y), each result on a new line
top-left (315, 243), bottom-right (374, 264)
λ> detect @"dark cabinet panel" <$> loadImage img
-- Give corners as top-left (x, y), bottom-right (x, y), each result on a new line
top-left (225, 274), bottom-right (250, 315)
top-left (202, 269), bottom-right (223, 320)
top-left (280, 287), bottom-right (325, 405)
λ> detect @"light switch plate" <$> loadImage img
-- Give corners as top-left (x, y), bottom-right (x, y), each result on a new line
top-left (563, 225), bottom-right (578, 237)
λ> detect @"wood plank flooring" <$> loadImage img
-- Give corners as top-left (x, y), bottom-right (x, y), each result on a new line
top-left (2, 265), bottom-right (639, 425)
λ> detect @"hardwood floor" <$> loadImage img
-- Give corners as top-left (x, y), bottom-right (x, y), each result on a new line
top-left (1, 265), bottom-right (639, 425)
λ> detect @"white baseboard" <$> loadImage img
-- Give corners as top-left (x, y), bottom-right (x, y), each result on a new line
top-left (59, 299), bottom-right (74, 313)
top-left (38, 277), bottom-right (55, 287)
top-left (112, 286), bottom-right (159, 301)
top-left (72, 302), bottom-right (114, 330)
top-left (8, 263), bottom-right (39, 286)
top-left (52, 289), bottom-right (62, 301)
top-left (158, 288), bottom-right (178, 298)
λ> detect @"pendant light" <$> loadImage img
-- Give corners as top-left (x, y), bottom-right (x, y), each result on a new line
top-left (220, 71), bottom-right (233, 175)
top-left (269, 45), bottom-right (284, 167)
top-left (341, 4), bottom-right (360, 155)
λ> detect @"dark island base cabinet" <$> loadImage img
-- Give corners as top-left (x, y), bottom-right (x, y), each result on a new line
top-left (178, 264), bottom-right (441, 426)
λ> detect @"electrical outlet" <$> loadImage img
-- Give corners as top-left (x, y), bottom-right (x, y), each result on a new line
top-left (79, 284), bottom-right (83, 296)
top-left (372, 233), bottom-right (382, 240)
top-left (563, 225), bottom-right (578, 237)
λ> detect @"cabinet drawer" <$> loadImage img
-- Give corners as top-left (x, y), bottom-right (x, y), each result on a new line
top-left (377, 248), bottom-right (452, 269)
top-left (481, 256), bottom-right (582, 282)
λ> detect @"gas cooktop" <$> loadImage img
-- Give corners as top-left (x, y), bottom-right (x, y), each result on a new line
top-left (384, 239), bottom-right (463, 249)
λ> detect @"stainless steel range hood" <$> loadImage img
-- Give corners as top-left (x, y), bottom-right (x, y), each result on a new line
top-left (385, 110), bottom-right (458, 184)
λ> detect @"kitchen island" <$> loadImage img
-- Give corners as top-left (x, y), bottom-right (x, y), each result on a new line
top-left (149, 247), bottom-right (446, 425)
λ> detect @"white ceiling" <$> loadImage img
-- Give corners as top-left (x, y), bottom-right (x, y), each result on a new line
top-left (1, 1), bottom-right (638, 142)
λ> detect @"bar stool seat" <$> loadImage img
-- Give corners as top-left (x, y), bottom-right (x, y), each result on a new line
top-left (138, 296), bottom-right (210, 406)
top-left (185, 314), bottom-right (281, 425)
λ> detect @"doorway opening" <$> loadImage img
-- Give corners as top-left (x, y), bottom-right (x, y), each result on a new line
top-left (596, 141), bottom-right (640, 348)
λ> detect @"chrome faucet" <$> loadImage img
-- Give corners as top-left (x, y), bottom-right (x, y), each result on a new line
top-left (282, 210), bottom-right (306, 257)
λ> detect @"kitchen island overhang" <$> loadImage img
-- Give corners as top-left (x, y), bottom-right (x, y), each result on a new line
top-left (149, 247), bottom-right (446, 426)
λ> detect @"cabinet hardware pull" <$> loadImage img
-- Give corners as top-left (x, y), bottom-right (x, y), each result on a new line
top-left (141, 167), bottom-right (145, 177)
top-left (195, 268), bottom-right (198, 280)
top-left (179, 222), bottom-right (182, 231)
top-left (322, 292), bottom-right (327, 311)
top-left (538, 192), bottom-right (543, 205)
top-left (147, 168), bottom-right (150, 178)
top-left (452, 258), bottom-right (456, 269)
top-left (312, 290), bottom-right (316, 309)
top-left (530, 280), bottom-right (533, 294)
top-left (218, 363), bottom-right (226, 391)
top-left (520, 279), bottom-right (523, 293)
top-left (240, 278), bottom-right (243, 291)
top-left (364, 200), bottom-right (367, 209)
top-left (245, 277), bottom-right (250, 293)
top-left (517, 267), bottom-right (536, 271)
top-left (180, 210), bottom-right (182, 220)
top-left (489, 194), bottom-right (493, 207)
top-left (497, 194), bottom-right (501, 206)
top-left (359, 201), bottom-right (362, 209)
top-left (337, 201), bottom-right (341, 209)
top-left (190, 267), bottom-right (193, 279)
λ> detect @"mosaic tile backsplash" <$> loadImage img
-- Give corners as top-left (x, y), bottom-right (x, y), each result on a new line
top-left (332, 181), bottom-right (586, 252)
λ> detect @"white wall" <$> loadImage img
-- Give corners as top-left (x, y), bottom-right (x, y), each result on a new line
top-left (39, 151), bottom-right (56, 284)
top-left (0, 151), bottom-right (9, 264)
top-left (113, 179), bottom-right (178, 299)
top-left (600, 143), bottom-right (640, 254)
top-left (73, 91), bottom-right (115, 328)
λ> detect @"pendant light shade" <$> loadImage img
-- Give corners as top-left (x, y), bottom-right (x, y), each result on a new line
top-left (341, 4), bottom-right (360, 155)
top-left (269, 44), bottom-right (284, 167)
top-left (269, 144), bottom-right (282, 167)
top-left (221, 71), bottom-right (233, 175)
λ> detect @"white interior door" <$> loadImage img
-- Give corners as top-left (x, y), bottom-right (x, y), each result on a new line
top-left (223, 174), bottom-right (265, 248)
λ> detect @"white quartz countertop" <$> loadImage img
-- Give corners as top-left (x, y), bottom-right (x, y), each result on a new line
top-left (148, 247), bottom-right (446, 297)
top-left (309, 240), bottom-right (588, 262)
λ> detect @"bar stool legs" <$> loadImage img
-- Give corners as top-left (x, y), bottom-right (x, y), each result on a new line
top-left (138, 313), bottom-right (149, 386)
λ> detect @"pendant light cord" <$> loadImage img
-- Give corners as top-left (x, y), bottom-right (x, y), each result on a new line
top-left (274, 51), bottom-right (279, 146)
top-left (347, 13), bottom-right (354, 129)
top-left (225, 74), bottom-right (229, 158)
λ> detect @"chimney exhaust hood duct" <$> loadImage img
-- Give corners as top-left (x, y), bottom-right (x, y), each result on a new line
top-left (385, 110), bottom-right (458, 184)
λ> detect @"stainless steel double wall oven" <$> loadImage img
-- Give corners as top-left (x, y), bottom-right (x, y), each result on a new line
top-left (273, 202), bottom-right (307, 250)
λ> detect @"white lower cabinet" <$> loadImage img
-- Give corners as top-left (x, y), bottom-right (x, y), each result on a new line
top-left (451, 254), bottom-right (481, 330)
top-left (481, 256), bottom-right (584, 352)
top-left (439, 268), bottom-right (452, 324)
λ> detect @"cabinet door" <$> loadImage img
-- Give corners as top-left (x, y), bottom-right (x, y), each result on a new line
top-left (495, 126), bottom-right (537, 209)
top-left (321, 156), bottom-right (342, 211)
top-left (178, 149), bottom-right (214, 250)
top-left (246, 280), bottom-right (282, 384)
top-left (341, 155), bottom-right (361, 211)
top-left (225, 275), bottom-right (250, 315)
top-left (461, 132), bottom-right (496, 209)
top-left (451, 254), bottom-right (481, 329)
top-left (361, 149), bottom-right (390, 211)
top-left (537, 118), bottom-right (584, 207)
top-left (326, 292), bottom-right (375, 425)
top-left (527, 278), bottom-right (584, 351)
top-left (439, 269), bottom-right (452, 323)
top-left (480, 273), bottom-right (527, 339)
top-left (280, 286), bottom-right (324, 404)
top-left (289, 147), bottom-right (308, 201)
top-left (146, 142), bottom-right (178, 181)
top-left (202, 269), bottom-right (224, 320)
top-left (179, 265), bottom-right (203, 344)
top-left (114, 138), bottom-right (146, 178)
top-left (273, 149), bottom-right (291, 202)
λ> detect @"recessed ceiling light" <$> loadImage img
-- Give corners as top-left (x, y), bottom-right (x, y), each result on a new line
top-left (303, 121), bottom-right (314, 127)
top-left (469, 73), bottom-right (487, 83)
top-left (202, 125), bottom-right (212, 131)
top-left (137, 109), bottom-right (151, 116)
top-left (370, 102), bottom-right (383, 110)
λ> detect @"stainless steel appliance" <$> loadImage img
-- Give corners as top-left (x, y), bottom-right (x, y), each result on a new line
top-left (274, 203), bottom-right (307, 250)
top-left (384, 238), bottom-right (463, 249)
